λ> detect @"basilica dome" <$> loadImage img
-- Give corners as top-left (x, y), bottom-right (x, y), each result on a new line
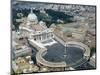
top-left (27, 9), bottom-right (38, 22)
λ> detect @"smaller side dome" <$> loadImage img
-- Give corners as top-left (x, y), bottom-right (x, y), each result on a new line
top-left (39, 21), bottom-right (47, 29)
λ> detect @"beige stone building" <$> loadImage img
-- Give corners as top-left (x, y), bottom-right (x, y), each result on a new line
top-left (53, 24), bottom-right (89, 42)
top-left (12, 57), bottom-right (39, 73)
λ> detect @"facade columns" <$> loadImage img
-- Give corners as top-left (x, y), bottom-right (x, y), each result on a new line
top-left (36, 35), bottom-right (38, 41)
top-left (33, 32), bottom-right (53, 42)
top-left (41, 35), bottom-right (42, 41)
